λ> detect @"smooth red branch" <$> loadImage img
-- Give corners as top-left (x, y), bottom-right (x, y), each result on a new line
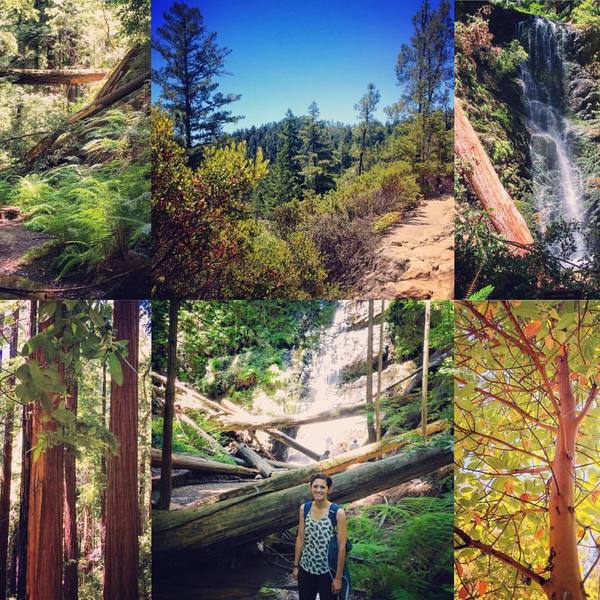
top-left (454, 526), bottom-right (546, 588)
top-left (575, 383), bottom-right (597, 425)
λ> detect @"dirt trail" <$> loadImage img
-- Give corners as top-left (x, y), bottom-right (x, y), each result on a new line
top-left (351, 195), bottom-right (454, 299)
top-left (0, 221), bottom-right (50, 276)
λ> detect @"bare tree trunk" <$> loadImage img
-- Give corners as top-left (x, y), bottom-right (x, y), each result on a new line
top-left (0, 68), bottom-right (108, 85)
top-left (157, 300), bottom-right (179, 510)
top-left (421, 300), bottom-right (431, 436)
top-left (15, 301), bottom-right (36, 600)
top-left (0, 309), bottom-right (18, 600)
top-left (63, 384), bottom-right (78, 600)
top-left (455, 101), bottom-right (533, 252)
top-left (366, 300), bottom-right (376, 443)
top-left (26, 303), bottom-right (65, 600)
top-left (375, 299), bottom-right (384, 443)
top-left (543, 348), bottom-right (585, 600)
top-left (104, 301), bottom-right (139, 600)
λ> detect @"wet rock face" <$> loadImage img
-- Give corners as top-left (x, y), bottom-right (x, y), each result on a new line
top-left (566, 64), bottom-right (600, 119)
top-left (558, 25), bottom-right (600, 121)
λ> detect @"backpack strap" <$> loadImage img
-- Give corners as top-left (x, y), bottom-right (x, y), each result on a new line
top-left (303, 501), bottom-right (312, 519)
top-left (328, 503), bottom-right (339, 531)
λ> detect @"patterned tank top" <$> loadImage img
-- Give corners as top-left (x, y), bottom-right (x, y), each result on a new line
top-left (300, 509), bottom-right (334, 575)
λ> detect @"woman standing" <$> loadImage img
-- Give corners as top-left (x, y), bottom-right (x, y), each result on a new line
top-left (292, 473), bottom-right (349, 600)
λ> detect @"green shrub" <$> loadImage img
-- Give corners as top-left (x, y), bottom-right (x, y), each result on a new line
top-left (373, 211), bottom-right (402, 234)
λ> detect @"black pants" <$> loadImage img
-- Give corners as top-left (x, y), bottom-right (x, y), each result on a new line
top-left (298, 566), bottom-right (338, 600)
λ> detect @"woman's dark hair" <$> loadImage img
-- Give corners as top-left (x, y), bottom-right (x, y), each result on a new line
top-left (309, 473), bottom-right (332, 488)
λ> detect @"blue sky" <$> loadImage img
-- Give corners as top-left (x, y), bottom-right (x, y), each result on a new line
top-left (152, 0), bottom-right (448, 131)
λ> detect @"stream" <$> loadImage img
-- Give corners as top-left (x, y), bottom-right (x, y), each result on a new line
top-left (517, 16), bottom-right (587, 263)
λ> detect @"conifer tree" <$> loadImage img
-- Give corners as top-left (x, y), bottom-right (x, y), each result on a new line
top-left (395, 0), bottom-right (452, 162)
top-left (297, 102), bottom-right (335, 195)
top-left (355, 83), bottom-right (380, 175)
top-left (154, 2), bottom-right (241, 149)
top-left (267, 109), bottom-right (303, 203)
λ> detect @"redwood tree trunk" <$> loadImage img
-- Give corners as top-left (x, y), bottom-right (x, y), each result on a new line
top-left (543, 347), bottom-right (585, 600)
top-left (104, 301), bottom-right (139, 600)
top-left (0, 309), bottom-right (18, 600)
top-left (455, 101), bottom-right (534, 252)
top-left (16, 301), bottom-right (36, 600)
top-left (63, 384), bottom-right (78, 600)
top-left (26, 302), bottom-right (65, 600)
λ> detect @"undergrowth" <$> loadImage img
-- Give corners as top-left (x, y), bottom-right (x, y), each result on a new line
top-left (347, 495), bottom-right (453, 599)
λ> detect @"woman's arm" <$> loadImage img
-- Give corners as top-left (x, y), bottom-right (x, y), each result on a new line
top-left (332, 508), bottom-right (347, 593)
top-left (293, 504), bottom-right (305, 580)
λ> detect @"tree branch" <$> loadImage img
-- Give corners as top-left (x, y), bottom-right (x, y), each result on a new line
top-left (454, 526), bottom-right (546, 587)
top-left (575, 382), bottom-right (597, 426)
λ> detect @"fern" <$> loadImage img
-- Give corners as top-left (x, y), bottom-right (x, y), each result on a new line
top-left (347, 495), bottom-right (453, 599)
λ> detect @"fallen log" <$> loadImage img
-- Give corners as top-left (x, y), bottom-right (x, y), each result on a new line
top-left (152, 445), bottom-right (453, 558)
top-left (179, 420), bottom-right (448, 509)
top-left (152, 373), bottom-right (228, 415)
top-left (455, 100), bottom-right (534, 253)
top-left (233, 443), bottom-right (274, 479)
top-left (214, 394), bottom-right (416, 431)
top-left (151, 448), bottom-right (258, 478)
top-left (176, 413), bottom-right (223, 456)
top-left (264, 428), bottom-right (320, 462)
top-left (0, 68), bottom-right (108, 85)
top-left (23, 45), bottom-right (150, 165)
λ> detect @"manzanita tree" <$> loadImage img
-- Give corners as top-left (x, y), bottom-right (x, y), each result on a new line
top-left (455, 300), bottom-right (599, 599)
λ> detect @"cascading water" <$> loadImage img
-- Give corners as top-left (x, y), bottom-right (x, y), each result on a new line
top-left (517, 16), bottom-right (587, 263)
top-left (288, 301), bottom-right (378, 464)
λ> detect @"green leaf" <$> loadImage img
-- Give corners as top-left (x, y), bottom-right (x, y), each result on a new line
top-left (108, 352), bottom-right (123, 386)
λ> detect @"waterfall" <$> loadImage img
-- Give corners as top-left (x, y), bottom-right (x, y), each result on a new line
top-left (517, 16), bottom-right (587, 263)
top-left (290, 301), bottom-right (374, 463)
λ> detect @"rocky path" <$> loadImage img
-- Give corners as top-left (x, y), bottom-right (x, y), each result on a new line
top-left (351, 195), bottom-right (454, 299)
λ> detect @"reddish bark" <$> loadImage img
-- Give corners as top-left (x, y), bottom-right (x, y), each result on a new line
top-left (543, 347), bottom-right (585, 600)
top-left (15, 301), bottom-right (36, 600)
top-left (0, 309), bottom-right (18, 600)
top-left (103, 301), bottom-right (139, 600)
top-left (26, 303), bottom-right (65, 600)
top-left (455, 101), bottom-right (534, 252)
top-left (63, 384), bottom-right (78, 600)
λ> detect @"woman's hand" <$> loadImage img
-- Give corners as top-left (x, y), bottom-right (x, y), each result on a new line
top-left (292, 566), bottom-right (299, 581)
top-left (332, 577), bottom-right (342, 593)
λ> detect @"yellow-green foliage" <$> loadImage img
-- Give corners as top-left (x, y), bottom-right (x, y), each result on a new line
top-left (373, 211), bottom-right (403, 234)
top-left (572, 0), bottom-right (600, 26)
top-left (335, 160), bottom-right (420, 207)
top-left (198, 141), bottom-right (268, 204)
top-left (225, 223), bottom-right (324, 299)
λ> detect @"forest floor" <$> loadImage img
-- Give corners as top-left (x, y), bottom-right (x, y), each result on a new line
top-left (0, 220), bottom-right (106, 297)
top-left (351, 194), bottom-right (454, 299)
top-left (0, 219), bottom-right (59, 295)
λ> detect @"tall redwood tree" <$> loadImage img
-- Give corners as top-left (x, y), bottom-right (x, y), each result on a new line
top-left (26, 302), bottom-right (65, 600)
top-left (0, 308), bottom-right (18, 600)
top-left (104, 300), bottom-right (139, 599)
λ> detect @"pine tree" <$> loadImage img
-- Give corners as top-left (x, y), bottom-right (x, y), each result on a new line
top-left (154, 2), bottom-right (241, 149)
top-left (297, 102), bottom-right (335, 195)
top-left (266, 109), bottom-right (303, 204)
top-left (355, 83), bottom-right (380, 176)
top-left (395, 0), bottom-right (452, 162)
